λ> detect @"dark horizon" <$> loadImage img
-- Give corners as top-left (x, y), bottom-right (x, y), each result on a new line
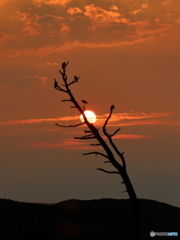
top-left (0, 0), bottom-right (180, 207)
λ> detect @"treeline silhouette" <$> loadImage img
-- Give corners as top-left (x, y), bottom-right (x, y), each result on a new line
top-left (1, 198), bottom-right (180, 239)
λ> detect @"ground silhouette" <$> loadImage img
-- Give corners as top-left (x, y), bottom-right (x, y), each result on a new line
top-left (1, 198), bottom-right (180, 239)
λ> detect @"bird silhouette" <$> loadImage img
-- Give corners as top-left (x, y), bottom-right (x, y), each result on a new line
top-left (54, 79), bottom-right (59, 89)
top-left (82, 100), bottom-right (88, 104)
top-left (74, 76), bottom-right (79, 82)
top-left (62, 62), bottom-right (66, 69)
top-left (82, 100), bottom-right (88, 110)
top-left (110, 105), bottom-right (115, 111)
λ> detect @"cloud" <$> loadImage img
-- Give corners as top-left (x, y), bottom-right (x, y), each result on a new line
top-left (67, 7), bottom-right (82, 15)
top-left (0, 75), bottom-right (48, 85)
top-left (0, 115), bottom-right (80, 126)
top-left (165, 121), bottom-right (180, 127)
top-left (25, 139), bottom-right (101, 150)
top-left (1, 0), bottom-right (180, 57)
top-left (83, 4), bottom-right (124, 31)
top-left (25, 135), bottom-right (149, 150)
top-left (172, 129), bottom-right (180, 132)
top-left (45, 62), bottom-right (58, 66)
top-left (36, 62), bottom-right (58, 67)
top-left (162, 0), bottom-right (172, 5)
top-left (130, 9), bottom-right (141, 15)
top-left (112, 134), bottom-right (150, 139)
top-left (0, 111), bottom-right (175, 127)
top-left (0, 0), bottom-right (6, 7)
top-left (1, 39), bottom-right (146, 58)
top-left (1, 110), bottom-right (177, 150)
top-left (0, 32), bottom-right (16, 45)
top-left (141, 3), bottom-right (149, 9)
top-left (96, 111), bottom-right (174, 126)
top-left (111, 119), bottom-right (168, 127)
top-left (21, 133), bottom-right (150, 150)
top-left (21, 132), bottom-right (151, 151)
top-left (33, 0), bottom-right (73, 7)
top-left (13, 11), bottom-right (41, 37)
top-left (175, 18), bottom-right (180, 24)
top-left (109, 5), bottom-right (119, 11)
top-left (60, 22), bottom-right (71, 35)
top-left (96, 111), bottom-right (177, 127)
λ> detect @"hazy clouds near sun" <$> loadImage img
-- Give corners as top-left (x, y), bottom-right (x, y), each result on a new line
top-left (0, 0), bottom-right (180, 57)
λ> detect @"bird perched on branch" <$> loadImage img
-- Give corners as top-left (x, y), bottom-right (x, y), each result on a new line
top-left (62, 61), bottom-right (69, 69)
top-left (110, 105), bottom-right (115, 111)
top-left (82, 100), bottom-right (88, 110)
top-left (82, 100), bottom-right (88, 104)
top-left (74, 76), bottom-right (79, 82)
top-left (54, 79), bottom-right (60, 90)
top-left (62, 62), bottom-right (66, 69)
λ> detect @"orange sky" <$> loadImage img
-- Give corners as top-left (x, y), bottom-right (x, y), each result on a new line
top-left (0, 0), bottom-right (180, 206)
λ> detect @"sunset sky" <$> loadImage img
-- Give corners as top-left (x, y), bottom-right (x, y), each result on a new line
top-left (0, 0), bottom-right (180, 206)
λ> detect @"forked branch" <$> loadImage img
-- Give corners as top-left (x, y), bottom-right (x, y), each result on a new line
top-left (102, 107), bottom-right (126, 169)
top-left (110, 128), bottom-right (121, 137)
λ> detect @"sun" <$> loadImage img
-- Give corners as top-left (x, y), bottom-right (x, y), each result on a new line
top-left (80, 110), bottom-right (97, 123)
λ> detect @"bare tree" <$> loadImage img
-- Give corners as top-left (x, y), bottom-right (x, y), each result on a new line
top-left (54, 61), bottom-right (140, 239)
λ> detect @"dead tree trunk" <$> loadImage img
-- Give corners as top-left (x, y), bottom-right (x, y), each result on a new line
top-left (54, 61), bottom-right (140, 239)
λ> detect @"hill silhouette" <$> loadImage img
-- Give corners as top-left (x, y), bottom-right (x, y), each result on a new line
top-left (1, 198), bottom-right (180, 239)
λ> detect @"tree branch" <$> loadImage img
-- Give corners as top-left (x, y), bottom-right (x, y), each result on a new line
top-left (74, 136), bottom-right (96, 140)
top-left (55, 122), bottom-right (84, 127)
top-left (54, 78), bottom-right (67, 92)
top-left (67, 81), bottom-right (75, 87)
top-left (84, 130), bottom-right (93, 133)
top-left (82, 152), bottom-right (109, 159)
top-left (90, 143), bottom-right (101, 146)
top-left (55, 87), bottom-right (67, 92)
top-left (110, 128), bottom-right (121, 137)
top-left (96, 168), bottom-right (119, 174)
top-left (62, 99), bottom-right (72, 102)
top-left (67, 76), bottom-right (79, 86)
top-left (102, 108), bottom-right (126, 169)
top-left (103, 106), bottom-right (114, 135)
top-left (108, 137), bottom-right (126, 169)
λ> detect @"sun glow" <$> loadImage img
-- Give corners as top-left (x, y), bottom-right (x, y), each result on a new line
top-left (80, 110), bottom-right (97, 123)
